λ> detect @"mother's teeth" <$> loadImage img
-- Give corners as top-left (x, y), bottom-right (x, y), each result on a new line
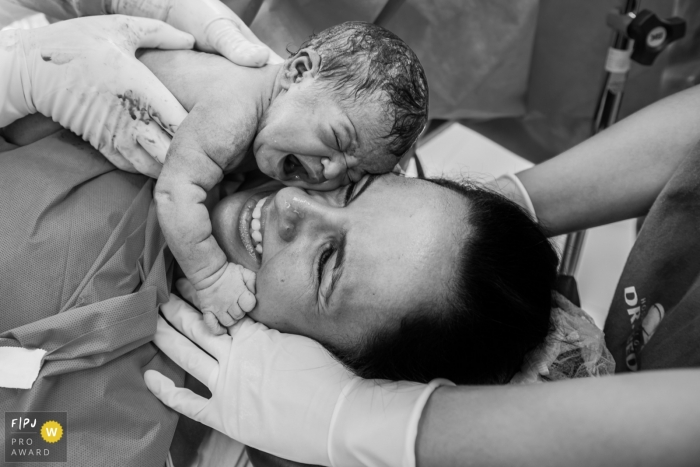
top-left (250, 196), bottom-right (268, 252)
top-left (253, 197), bottom-right (265, 220)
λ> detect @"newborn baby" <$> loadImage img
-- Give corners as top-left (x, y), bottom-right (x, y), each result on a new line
top-left (152, 22), bottom-right (428, 331)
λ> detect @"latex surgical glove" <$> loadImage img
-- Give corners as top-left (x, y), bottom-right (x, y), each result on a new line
top-left (0, 15), bottom-right (194, 177)
top-left (487, 173), bottom-right (538, 221)
top-left (108, 0), bottom-right (283, 66)
top-left (145, 292), bottom-right (452, 466)
top-left (193, 263), bottom-right (256, 334)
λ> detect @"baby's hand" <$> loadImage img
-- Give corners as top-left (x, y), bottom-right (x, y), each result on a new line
top-left (175, 278), bottom-right (227, 334)
top-left (192, 263), bottom-right (256, 334)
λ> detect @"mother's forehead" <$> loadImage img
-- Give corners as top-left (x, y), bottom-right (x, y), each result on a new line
top-left (367, 174), bottom-right (468, 207)
top-left (352, 175), bottom-right (468, 248)
top-left (332, 176), bottom-right (468, 312)
top-left (330, 222), bottom-right (464, 331)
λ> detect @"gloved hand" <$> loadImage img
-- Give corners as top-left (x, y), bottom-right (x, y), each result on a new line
top-left (487, 173), bottom-right (537, 220)
top-left (145, 285), bottom-right (452, 467)
top-left (108, 0), bottom-right (283, 66)
top-left (0, 15), bottom-right (194, 177)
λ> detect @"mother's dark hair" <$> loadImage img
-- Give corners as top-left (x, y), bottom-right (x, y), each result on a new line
top-left (327, 178), bottom-right (559, 385)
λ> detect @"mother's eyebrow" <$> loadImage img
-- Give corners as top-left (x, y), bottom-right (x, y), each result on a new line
top-left (347, 174), bottom-right (380, 206)
top-left (329, 174), bottom-right (382, 303)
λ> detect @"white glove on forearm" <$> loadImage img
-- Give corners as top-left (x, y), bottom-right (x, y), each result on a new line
top-left (0, 30), bottom-right (32, 127)
top-left (0, 15), bottom-right (192, 177)
top-left (145, 291), bottom-right (451, 467)
top-left (328, 377), bottom-right (451, 466)
top-left (107, 0), bottom-right (282, 66)
top-left (8, 0), bottom-right (281, 67)
top-left (491, 173), bottom-right (537, 220)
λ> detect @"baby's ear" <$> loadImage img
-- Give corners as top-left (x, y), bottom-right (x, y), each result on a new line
top-left (285, 48), bottom-right (321, 85)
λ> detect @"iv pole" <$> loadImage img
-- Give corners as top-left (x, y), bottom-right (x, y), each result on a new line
top-left (557, 0), bottom-right (685, 306)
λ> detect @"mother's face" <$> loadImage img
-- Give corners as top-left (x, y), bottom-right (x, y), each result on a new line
top-left (211, 174), bottom-right (467, 347)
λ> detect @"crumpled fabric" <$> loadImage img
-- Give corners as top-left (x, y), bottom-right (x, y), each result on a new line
top-left (0, 122), bottom-right (182, 467)
top-left (511, 292), bottom-right (615, 384)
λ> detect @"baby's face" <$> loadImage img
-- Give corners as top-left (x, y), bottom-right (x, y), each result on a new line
top-left (253, 81), bottom-right (396, 191)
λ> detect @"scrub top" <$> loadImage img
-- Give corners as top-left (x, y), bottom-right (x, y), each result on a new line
top-left (605, 144), bottom-right (700, 372)
top-left (0, 120), bottom-right (182, 466)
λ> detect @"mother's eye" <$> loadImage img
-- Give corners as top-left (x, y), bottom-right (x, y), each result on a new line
top-left (343, 182), bottom-right (357, 206)
top-left (317, 245), bottom-right (336, 284)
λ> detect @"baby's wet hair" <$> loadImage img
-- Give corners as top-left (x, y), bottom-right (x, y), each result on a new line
top-left (290, 21), bottom-right (428, 160)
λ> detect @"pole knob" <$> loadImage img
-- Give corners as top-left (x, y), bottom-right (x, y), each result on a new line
top-left (607, 9), bottom-right (686, 66)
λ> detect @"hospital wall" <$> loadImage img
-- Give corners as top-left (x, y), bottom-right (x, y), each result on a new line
top-left (251, 0), bottom-right (693, 160)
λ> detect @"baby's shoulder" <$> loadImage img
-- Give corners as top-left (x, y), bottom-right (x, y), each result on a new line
top-left (178, 87), bottom-right (261, 170)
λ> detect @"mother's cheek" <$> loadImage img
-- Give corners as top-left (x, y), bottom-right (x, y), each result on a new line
top-left (249, 266), bottom-right (302, 333)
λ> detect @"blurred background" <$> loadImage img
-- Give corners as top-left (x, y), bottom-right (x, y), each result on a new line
top-left (249, 0), bottom-right (700, 162)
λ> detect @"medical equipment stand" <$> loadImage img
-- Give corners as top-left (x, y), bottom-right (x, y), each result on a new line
top-left (557, 0), bottom-right (686, 306)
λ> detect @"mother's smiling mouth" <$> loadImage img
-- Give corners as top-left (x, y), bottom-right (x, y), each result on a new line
top-left (250, 197), bottom-right (267, 254)
top-left (238, 192), bottom-right (273, 267)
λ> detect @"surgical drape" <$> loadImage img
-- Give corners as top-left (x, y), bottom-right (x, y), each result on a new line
top-left (0, 125), bottom-right (182, 467)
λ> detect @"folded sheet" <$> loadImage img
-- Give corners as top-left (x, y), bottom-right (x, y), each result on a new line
top-left (0, 347), bottom-right (46, 389)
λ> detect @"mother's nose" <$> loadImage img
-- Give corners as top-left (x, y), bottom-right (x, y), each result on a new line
top-left (274, 187), bottom-right (321, 242)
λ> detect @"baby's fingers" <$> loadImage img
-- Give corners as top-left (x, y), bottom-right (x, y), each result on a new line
top-left (227, 300), bottom-right (245, 321)
top-left (203, 311), bottom-right (227, 335)
top-left (238, 290), bottom-right (256, 313)
top-left (241, 267), bottom-right (256, 294)
top-left (207, 304), bottom-right (236, 328)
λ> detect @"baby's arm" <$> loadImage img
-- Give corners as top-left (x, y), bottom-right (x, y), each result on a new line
top-left (155, 100), bottom-right (258, 331)
top-left (138, 49), bottom-right (265, 329)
